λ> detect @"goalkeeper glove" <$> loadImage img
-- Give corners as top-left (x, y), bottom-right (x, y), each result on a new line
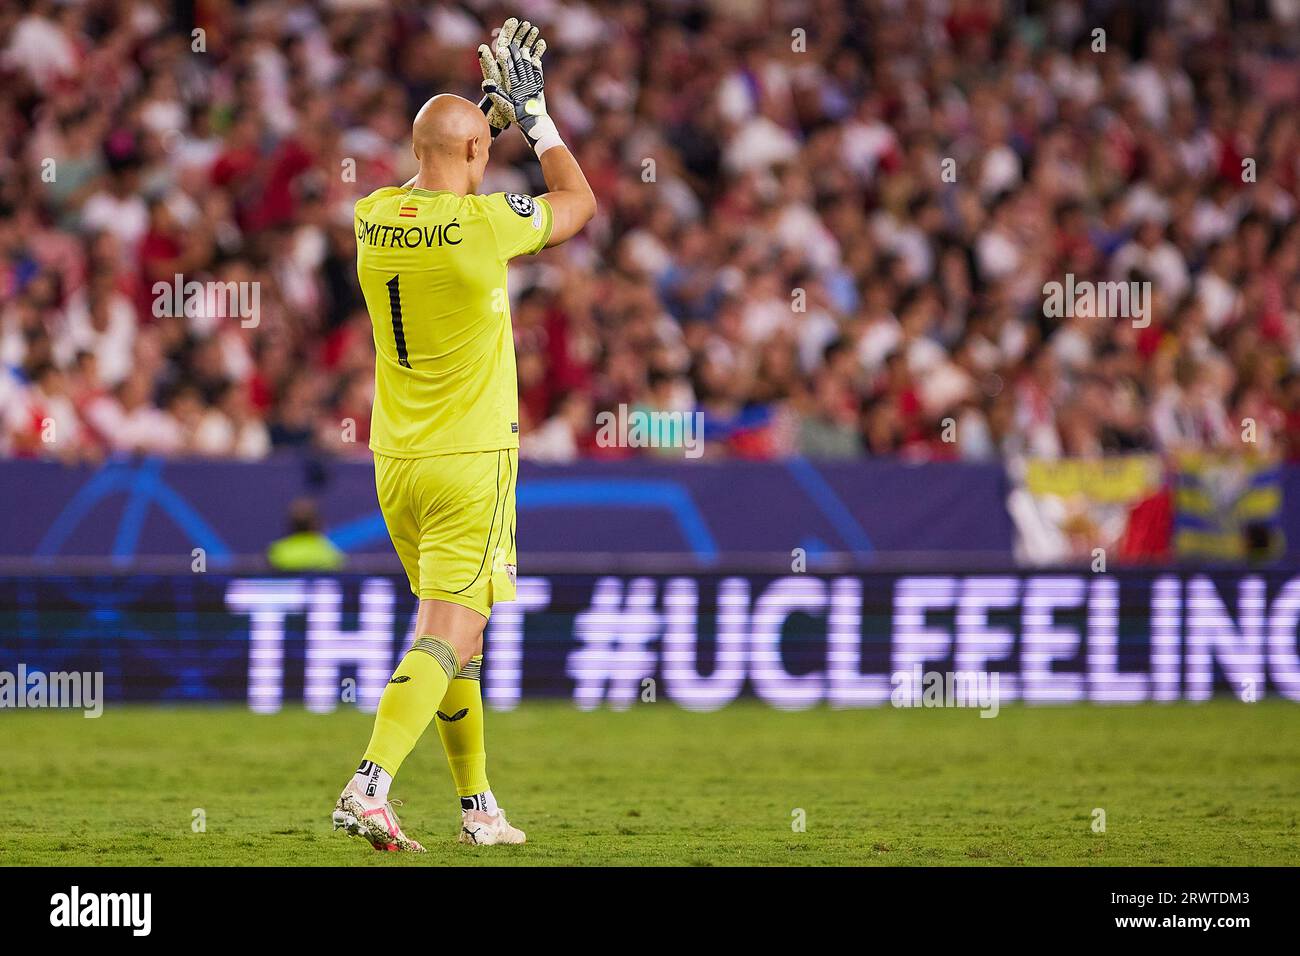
top-left (481, 24), bottom-right (563, 155)
top-left (477, 17), bottom-right (546, 139)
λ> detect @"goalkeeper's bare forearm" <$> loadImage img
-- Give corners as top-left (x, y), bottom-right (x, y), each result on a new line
top-left (537, 146), bottom-right (595, 247)
top-left (476, 22), bottom-right (593, 246)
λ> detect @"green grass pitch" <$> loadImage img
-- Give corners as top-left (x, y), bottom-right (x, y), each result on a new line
top-left (2, 700), bottom-right (1296, 866)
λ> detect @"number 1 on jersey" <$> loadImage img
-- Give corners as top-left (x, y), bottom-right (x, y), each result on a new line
top-left (386, 274), bottom-right (412, 368)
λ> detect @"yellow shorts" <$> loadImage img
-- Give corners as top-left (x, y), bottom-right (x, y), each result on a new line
top-left (373, 448), bottom-right (518, 619)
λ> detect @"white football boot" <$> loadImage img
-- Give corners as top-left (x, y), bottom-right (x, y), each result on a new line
top-left (459, 807), bottom-right (526, 846)
top-left (332, 779), bottom-right (426, 853)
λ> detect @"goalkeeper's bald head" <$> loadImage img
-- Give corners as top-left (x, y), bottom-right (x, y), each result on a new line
top-left (411, 94), bottom-right (492, 193)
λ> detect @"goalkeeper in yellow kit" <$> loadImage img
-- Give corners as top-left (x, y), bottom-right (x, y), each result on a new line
top-left (332, 19), bottom-right (594, 851)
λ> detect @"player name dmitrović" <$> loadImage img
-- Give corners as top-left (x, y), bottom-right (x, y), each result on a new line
top-left (356, 216), bottom-right (464, 248)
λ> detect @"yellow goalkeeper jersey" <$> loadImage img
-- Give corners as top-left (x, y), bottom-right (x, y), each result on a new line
top-left (355, 186), bottom-right (553, 457)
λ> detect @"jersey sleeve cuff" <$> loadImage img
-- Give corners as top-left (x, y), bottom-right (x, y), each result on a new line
top-left (531, 197), bottom-right (554, 254)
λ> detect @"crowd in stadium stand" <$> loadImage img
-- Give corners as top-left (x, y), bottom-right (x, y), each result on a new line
top-left (1, 0), bottom-right (1297, 464)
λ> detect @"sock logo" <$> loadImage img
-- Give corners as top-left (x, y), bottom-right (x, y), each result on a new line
top-left (437, 708), bottom-right (469, 722)
top-left (356, 760), bottom-right (383, 798)
top-left (388, 675), bottom-right (412, 684)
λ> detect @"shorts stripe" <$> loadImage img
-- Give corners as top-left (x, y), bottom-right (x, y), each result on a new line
top-left (451, 450), bottom-right (503, 596)
top-left (508, 450), bottom-right (517, 554)
top-left (487, 451), bottom-right (513, 581)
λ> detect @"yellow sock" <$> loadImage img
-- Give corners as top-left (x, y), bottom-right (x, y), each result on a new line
top-left (435, 655), bottom-right (490, 797)
top-left (362, 636), bottom-right (460, 777)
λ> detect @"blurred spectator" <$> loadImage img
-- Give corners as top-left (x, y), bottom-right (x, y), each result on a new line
top-left (524, 390), bottom-right (594, 463)
top-left (0, 0), bottom-right (1296, 465)
top-left (266, 497), bottom-right (345, 571)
